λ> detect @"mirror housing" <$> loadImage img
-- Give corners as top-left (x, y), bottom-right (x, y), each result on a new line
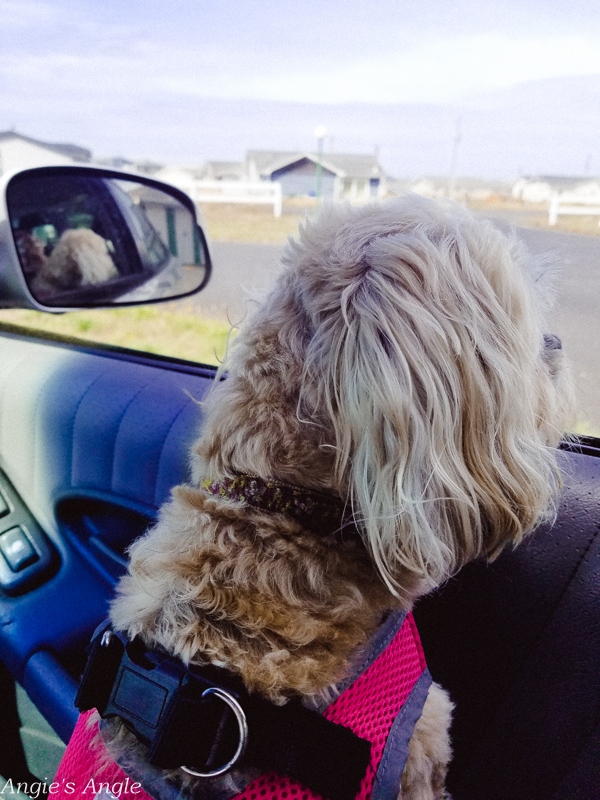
top-left (0, 166), bottom-right (211, 311)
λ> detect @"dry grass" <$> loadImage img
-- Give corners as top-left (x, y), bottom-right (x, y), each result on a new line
top-left (466, 196), bottom-right (600, 237)
top-left (0, 306), bottom-right (233, 366)
top-left (530, 215), bottom-right (600, 237)
top-left (205, 193), bottom-right (600, 242)
top-left (200, 201), bottom-right (311, 244)
top-left (466, 194), bottom-right (532, 211)
top-left (200, 196), bottom-right (600, 244)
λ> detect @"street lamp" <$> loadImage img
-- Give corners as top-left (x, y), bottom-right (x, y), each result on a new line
top-left (314, 125), bottom-right (327, 201)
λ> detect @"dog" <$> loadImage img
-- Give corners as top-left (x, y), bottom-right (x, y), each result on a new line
top-left (30, 227), bottom-right (118, 298)
top-left (106, 196), bottom-right (570, 800)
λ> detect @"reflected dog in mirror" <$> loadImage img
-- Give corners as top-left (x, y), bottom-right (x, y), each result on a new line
top-left (29, 227), bottom-right (118, 299)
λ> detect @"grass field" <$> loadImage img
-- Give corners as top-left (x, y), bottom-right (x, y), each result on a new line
top-left (466, 195), bottom-right (600, 237)
top-left (200, 201), bottom-right (310, 244)
top-left (202, 196), bottom-right (600, 245)
top-left (0, 305), bottom-right (233, 366)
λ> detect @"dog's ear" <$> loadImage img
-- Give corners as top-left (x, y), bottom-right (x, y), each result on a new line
top-left (298, 200), bottom-right (566, 598)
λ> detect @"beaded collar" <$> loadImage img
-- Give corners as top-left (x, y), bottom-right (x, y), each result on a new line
top-left (201, 474), bottom-right (360, 544)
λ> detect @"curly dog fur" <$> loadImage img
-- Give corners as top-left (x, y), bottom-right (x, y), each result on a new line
top-left (31, 227), bottom-right (118, 298)
top-left (110, 196), bottom-right (570, 799)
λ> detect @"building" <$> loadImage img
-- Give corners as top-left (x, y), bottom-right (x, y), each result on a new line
top-left (511, 176), bottom-right (600, 204)
top-left (0, 130), bottom-right (91, 176)
top-left (245, 150), bottom-right (386, 201)
top-left (129, 185), bottom-right (203, 266)
top-left (387, 176), bottom-right (512, 201)
top-left (200, 161), bottom-right (245, 181)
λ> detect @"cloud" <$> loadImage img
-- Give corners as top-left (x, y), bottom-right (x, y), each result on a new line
top-left (4, 0), bottom-right (600, 107)
top-left (0, 0), bottom-right (58, 27)
top-left (3, 0), bottom-right (600, 177)
top-left (195, 34), bottom-right (600, 104)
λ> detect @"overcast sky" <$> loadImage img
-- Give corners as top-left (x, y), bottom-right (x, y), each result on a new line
top-left (2, 0), bottom-right (600, 177)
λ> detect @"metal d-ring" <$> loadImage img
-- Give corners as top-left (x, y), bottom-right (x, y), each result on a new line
top-left (180, 687), bottom-right (249, 778)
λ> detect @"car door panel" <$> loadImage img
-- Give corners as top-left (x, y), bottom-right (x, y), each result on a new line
top-left (0, 326), bottom-right (216, 741)
top-left (0, 333), bottom-right (213, 516)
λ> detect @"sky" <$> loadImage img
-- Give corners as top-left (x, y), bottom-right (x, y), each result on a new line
top-left (2, 0), bottom-right (600, 178)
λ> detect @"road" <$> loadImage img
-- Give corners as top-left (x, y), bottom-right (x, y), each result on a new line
top-left (500, 223), bottom-right (600, 436)
top-left (187, 241), bottom-right (286, 325)
top-left (187, 225), bottom-right (600, 435)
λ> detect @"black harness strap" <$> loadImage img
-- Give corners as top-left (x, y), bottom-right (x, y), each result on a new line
top-left (76, 622), bottom-right (371, 800)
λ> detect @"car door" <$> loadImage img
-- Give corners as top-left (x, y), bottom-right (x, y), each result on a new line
top-left (0, 325), bottom-right (217, 744)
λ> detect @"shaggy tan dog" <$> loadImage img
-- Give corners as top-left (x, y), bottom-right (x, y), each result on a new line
top-left (30, 227), bottom-right (118, 298)
top-left (110, 196), bottom-right (570, 799)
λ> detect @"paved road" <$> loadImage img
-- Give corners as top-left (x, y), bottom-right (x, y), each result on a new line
top-left (188, 241), bottom-right (287, 324)
top-left (498, 223), bottom-right (600, 435)
top-left (187, 227), bottom-right (600, 434)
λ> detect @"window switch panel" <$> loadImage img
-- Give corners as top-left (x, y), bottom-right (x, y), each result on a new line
top-left (0, 527), bottom-right (38, 572)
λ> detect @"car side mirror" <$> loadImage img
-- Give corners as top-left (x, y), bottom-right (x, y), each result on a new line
top-left (0, 166), bottom-right (211, 310)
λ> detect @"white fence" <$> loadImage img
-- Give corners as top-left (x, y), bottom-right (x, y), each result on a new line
top-left (188, 180), bottom-right (282, 218)
top-left (548, 192), bottom-right (600, 225)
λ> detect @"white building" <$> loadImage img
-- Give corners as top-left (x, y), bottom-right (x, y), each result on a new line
top-left (0, 131), bottom-right (91, 176)
top-left (511, 176), bottom-right (600, 204)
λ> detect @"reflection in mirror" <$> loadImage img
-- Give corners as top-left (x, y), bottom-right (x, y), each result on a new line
top-left (6, 170), bottom-right (210, 307)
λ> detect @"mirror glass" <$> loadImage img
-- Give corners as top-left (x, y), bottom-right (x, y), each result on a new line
top-left (6, 170), bottom-right (210, 307)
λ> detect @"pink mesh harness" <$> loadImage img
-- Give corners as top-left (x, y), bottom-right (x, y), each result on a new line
top-left (54, 611), bottom-right (430, 800)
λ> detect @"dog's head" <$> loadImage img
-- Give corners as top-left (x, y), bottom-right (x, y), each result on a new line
top-left (201, 196), bottom-right (571, 599)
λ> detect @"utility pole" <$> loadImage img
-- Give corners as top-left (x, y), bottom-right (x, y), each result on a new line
top-left (315, 126), bottom-right (327, 202)
top-left (448, 116), bottom-right (462, 200)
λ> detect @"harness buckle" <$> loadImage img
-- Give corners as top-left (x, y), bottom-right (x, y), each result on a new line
top-left (76, 622), bottom-right (250, 776)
